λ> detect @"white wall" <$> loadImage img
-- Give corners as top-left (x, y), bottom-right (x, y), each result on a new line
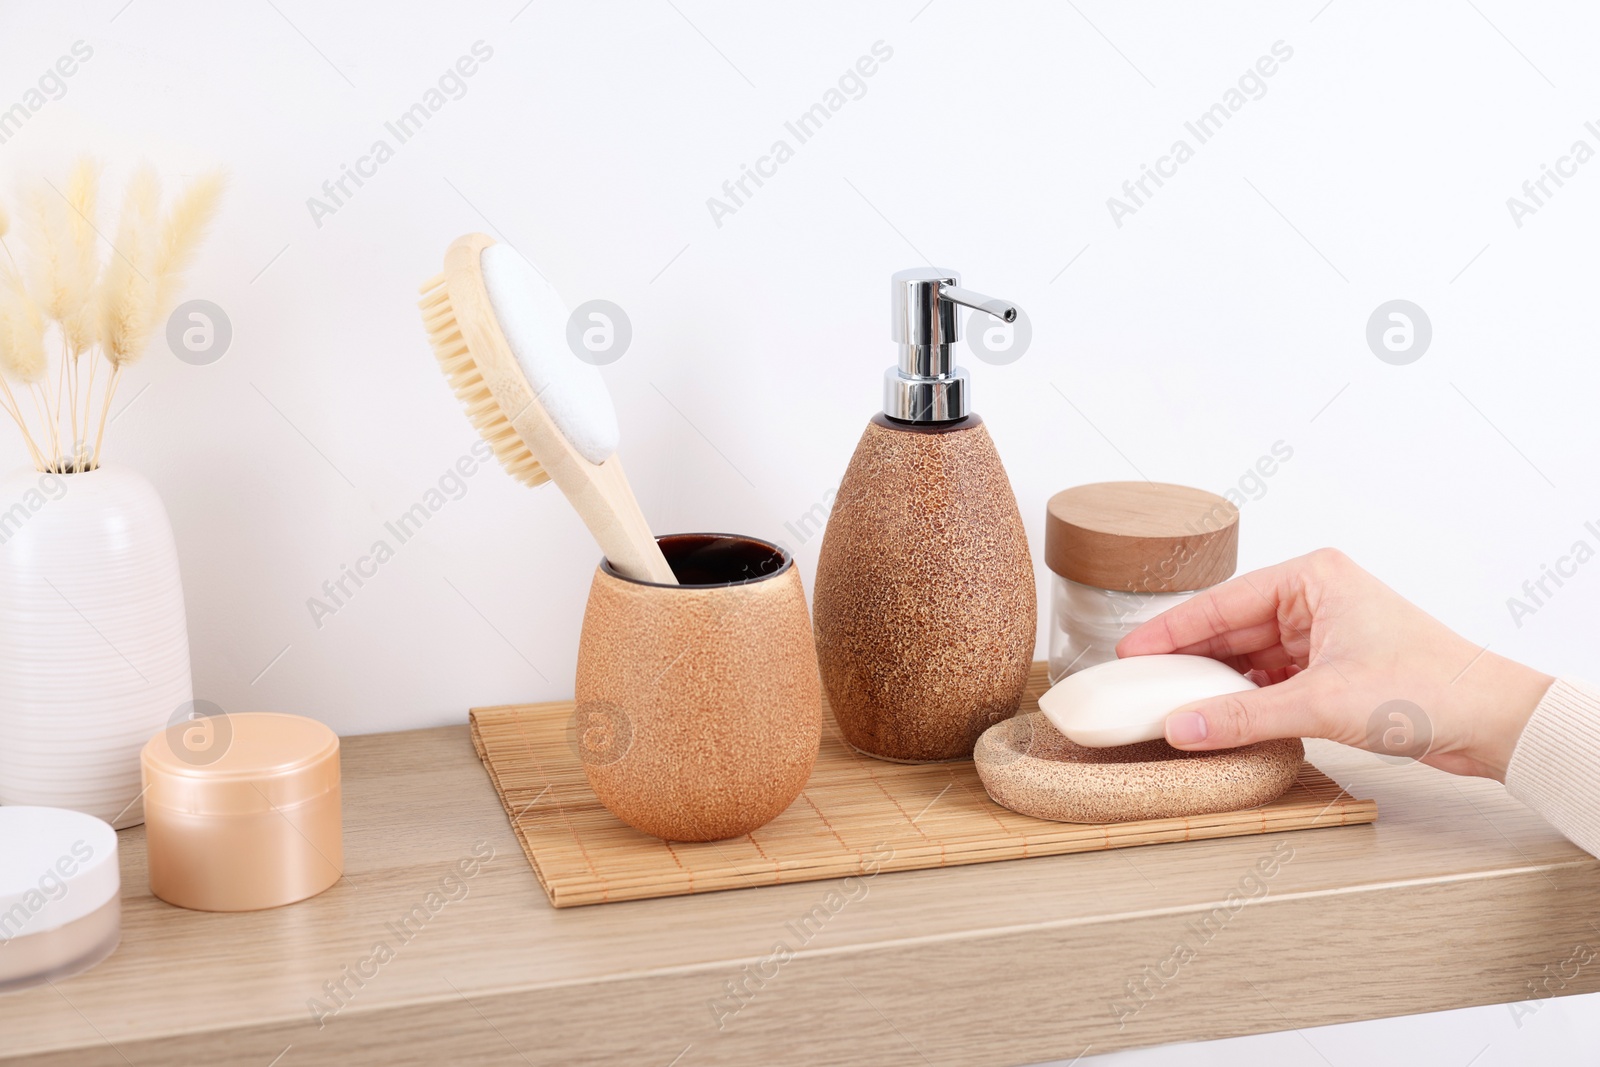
top-left (4, 1), bottom-right (1598, 1062)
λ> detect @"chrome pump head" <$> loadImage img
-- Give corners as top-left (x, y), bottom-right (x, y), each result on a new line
top-left (885, 267), bottom-right (1017, 423)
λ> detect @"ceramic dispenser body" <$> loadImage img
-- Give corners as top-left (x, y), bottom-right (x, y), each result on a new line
top-left (813, 269), bottom-right (1035, 763)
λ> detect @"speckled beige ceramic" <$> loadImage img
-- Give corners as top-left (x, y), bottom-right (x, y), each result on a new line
top-left (974, 712), bottom-right (1303, 824)
top-left (575, 534), bottom-right (822, 842)
top-left (813, 415), bottom-right (1035, 763)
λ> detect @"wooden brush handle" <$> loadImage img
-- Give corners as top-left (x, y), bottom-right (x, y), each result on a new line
top-left (500, 390), bottom-right (677, 585)
top-left (565, 455), bottom-right (677, 584)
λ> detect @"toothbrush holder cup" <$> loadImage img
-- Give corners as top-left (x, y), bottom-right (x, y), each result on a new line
top-left (574, 533), bottom-right (822, 842)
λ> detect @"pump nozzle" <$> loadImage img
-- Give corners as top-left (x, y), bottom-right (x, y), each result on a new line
top-left (885, 267), bottom-right (1016, 422)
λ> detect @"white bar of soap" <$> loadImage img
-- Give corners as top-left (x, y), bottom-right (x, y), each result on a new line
top-left (1037, 654), bottom-right (1258, 747)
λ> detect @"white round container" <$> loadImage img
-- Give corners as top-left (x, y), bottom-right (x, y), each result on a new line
top-left (0, 465), bottom-right (193, 827)
top-left (0, 807), bottom-right (121, 993)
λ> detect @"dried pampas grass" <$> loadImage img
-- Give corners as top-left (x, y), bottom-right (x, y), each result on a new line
top-left (61, 160), bottom-right (101, 356)
top-left (0, 278), bottom-right (46, 384)
top-left (98, 165), bottom-right (161, 369)
top-left (0, 160), bottom-right (223, 473)
top-left (0, 200), bottom-right (19, 286)
top-left (21, 189), bottom-right (73, 324)
top-left (0, 276), bottom-right (48, 469)
top-left (154, 171), bottom-right (223, 314)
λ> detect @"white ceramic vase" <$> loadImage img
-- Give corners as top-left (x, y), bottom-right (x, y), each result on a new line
top-left (0, 464), bottom-right (193, 828)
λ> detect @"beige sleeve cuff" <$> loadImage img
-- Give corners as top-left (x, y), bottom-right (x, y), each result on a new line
top-left (1506, 677), bottom-right (1600, 858)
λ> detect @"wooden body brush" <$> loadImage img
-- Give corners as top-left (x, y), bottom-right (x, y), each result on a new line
top-left (419, 233), bottom-right (676, 584)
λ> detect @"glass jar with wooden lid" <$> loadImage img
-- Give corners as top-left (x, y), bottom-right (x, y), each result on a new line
top-left (1044, 482), bottom-right (1240, 682)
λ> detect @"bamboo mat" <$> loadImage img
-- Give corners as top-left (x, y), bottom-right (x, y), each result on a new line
top-left (470, 662), bottom-right (1377, 908)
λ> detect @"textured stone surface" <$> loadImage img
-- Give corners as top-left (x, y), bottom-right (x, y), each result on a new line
top-left (813, 415), bottom-right (1036, 762)
top-left (575, 554), bottom-right (821, 842)
top-left (974, 712), bottom-right (1303, 823)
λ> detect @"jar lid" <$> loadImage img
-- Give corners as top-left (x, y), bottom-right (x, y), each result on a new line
top-left (0, 807), bottom-right (120, 940)
top-left (141, 712), bottom-right (340, 816)
top-left (1044, 482), bottom-right (1239, 593)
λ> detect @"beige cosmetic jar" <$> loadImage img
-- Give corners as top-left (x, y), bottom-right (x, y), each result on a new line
top-left (141, 712), bottom-right (343, 911)
top-left (1045, 482), bottom-right (1240, 682)
top-left (0, 807), bottom-right (121, 993)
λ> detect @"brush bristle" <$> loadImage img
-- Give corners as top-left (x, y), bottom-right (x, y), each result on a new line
top-left (419, 277), bottom-right (548, 487)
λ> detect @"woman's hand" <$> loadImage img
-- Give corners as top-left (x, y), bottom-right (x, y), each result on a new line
top-left (1116, 548), bottom-right (1554, 781)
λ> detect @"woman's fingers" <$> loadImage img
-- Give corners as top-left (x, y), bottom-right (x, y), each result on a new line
top-left (1236, 644), bottom-right (1298, 674)
top-left (1117, 555), bottom-right (1317, 660)
top-left (1164, 670), bottom-right (1327, 749)
top-left (1167, 621), bottom-right (1289, 664)
top-left (1117, 567), bottom-right (1287, 656)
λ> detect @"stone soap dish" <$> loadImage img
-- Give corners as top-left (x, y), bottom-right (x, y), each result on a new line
top-left (975, 713), bottom-right (1303, 824)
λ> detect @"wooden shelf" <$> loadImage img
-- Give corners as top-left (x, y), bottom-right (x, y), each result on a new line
top-left (3, 726), bottom-right (1596, 1066)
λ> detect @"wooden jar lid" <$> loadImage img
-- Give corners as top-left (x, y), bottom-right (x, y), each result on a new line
top-left (1044, 482), bottom-right (1239, 593)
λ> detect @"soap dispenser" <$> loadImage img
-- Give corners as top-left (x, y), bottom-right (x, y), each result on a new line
top-left (812, 267), bottom-right (1036, 763)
